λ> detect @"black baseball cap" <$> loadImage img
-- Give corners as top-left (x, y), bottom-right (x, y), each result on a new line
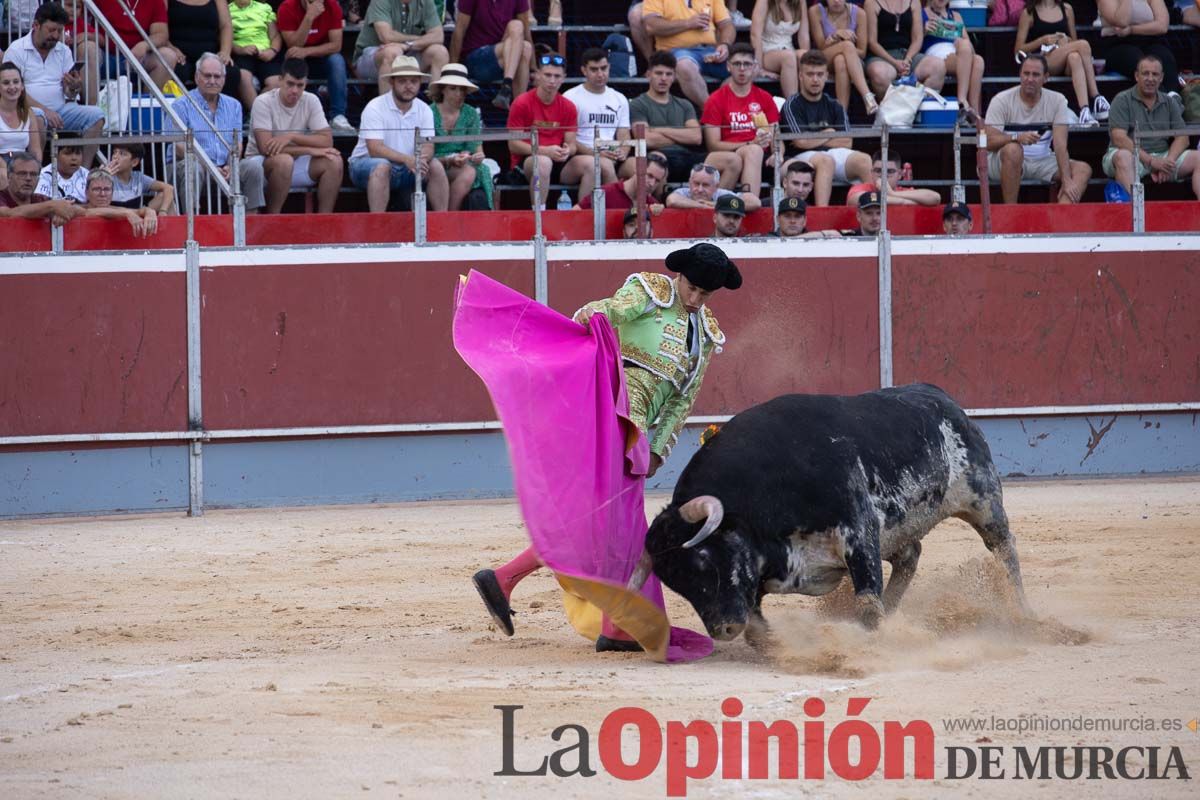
top-left (942, 201), bottom-right (972, 220)
top-left (858, 191), bottom-right (881, 209)
top-left (778, 196), bottom-right (807, 215)
top-left (715, 193), bottom-right (747, 217)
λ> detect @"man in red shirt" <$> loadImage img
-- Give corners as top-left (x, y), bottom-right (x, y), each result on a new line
top-left (578, 151), bottom-right (667, 212)
top-left (277, 0), bottom-right (353, 133)
top-left (94, 0), bottom-right (180, 88)
top-left (700, 42), bottom-right (777, 199)
top-left (506, 52), bottom-right (582, 209)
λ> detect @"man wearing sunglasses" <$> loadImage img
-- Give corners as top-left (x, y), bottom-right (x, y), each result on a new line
top-left (578, 151), bottom-right (667, 216)
top-left (701, 42), bottom-right (777, 202)
top-left (507, 52), bottom-right (581, 208)
top-left (845, 150), bottom-right (941, 207)
top-left (665, 161), bottom-right (761, 211)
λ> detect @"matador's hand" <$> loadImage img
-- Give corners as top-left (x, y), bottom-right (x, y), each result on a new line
top-left (646, 453), bottom-right (664, 478)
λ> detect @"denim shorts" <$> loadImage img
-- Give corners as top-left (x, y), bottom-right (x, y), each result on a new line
top-left (670, 47), bottom-right (729, 80)
top-left (465, 45), bottom-right (503, 85)
top-left (349, 156), bottom-right (416, 191)
top-left (35, 102), bottom-right (106, 132)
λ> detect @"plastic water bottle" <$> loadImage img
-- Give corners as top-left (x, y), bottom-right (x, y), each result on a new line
top-left (556, 190), bottom-right (572, 211)
top-left (902, 162), bottom-right (913, 182)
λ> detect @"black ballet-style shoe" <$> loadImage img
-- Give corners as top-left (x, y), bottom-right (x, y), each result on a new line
top-left (472, 569), bottom-right (515, 636)
top-left (595, 635), bottom-right (643, 653)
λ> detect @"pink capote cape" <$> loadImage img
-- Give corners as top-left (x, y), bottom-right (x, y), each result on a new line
top-left (452, 270), bottom-right (712, 663)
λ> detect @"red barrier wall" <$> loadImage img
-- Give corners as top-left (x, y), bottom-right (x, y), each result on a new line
top-left (892, 249), bottom-right (1200, 407)
top-left (3, 237), bottom-right (1197, 440)
top-left (547, 255), bottom-right (880, 415)
top-left (199, 259), bottom-right (534, 429)
top-left (4, 201), bottom-right (1197, 254)
top-left (0, 273), bottom-right (188, 436)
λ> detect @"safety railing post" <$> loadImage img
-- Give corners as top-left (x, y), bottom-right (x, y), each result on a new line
top-left (878, 229), bottom-right (894, 389)
top-left (414, 128), bottom-right (427, 244)
top-left (1132, 126), bottom-right (1145, 234)
top-left (771, 123), bottom-right (783, 232)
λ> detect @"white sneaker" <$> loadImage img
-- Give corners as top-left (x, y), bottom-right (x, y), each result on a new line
top-left (730, 9), bottom-right (751, 28)
top-left (330, 114), bottom-right (356, 134)
top-left (1077, 107), bottom-right (1098, 127)
top-left (1092, 95), bottom-right (1110, 121)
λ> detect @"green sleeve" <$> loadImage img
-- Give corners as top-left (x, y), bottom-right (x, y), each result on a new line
top-left (1108, 93), bottom-right (1131, 134)
top-left (650, 350), bottom-right (709, 459)
top-left (420, 0), bottom-right (441, 31)
top-left (583, 280), bottom-right (652, 326)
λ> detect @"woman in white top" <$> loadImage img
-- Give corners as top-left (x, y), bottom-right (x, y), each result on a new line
top-left (0, 63), bottom-right (44, 161)
top-left (1097, 0), bottom-right (1178, 90)
top-left (751, 0), bottom-right (811, 100)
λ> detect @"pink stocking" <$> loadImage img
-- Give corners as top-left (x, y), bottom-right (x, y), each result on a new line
top-left (493, 545), bottom-right (542, 599)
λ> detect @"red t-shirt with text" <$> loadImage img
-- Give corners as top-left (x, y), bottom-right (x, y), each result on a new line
top-left (506, 90), bottom-right (577, 168)
top-left (276, 0), bottom-right (344, 47)
top-left (700, 85), bottom-right (779, 144)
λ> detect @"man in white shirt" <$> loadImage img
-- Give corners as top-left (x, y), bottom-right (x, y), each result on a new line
top-left (248, 59), bottom-right (345, 214)
top-left (562, 47), bottom-right (631, 202)
top-left (6, 3), bottom-right (105, 167)
top-left (982, 53), bottom-right (1091, 204)
top-left (349, 54), bottom-right (449, 212)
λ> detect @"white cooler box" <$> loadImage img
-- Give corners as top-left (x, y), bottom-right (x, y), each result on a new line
top-left (916, 98), bottom-right (959, 127)
top-left (127, 94), bottom-right (168, 133)
top-left (949, 0), bottom-right (988, 27)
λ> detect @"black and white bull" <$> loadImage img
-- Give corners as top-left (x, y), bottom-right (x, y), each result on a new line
top-left (630, 383), bottom-right (1028, 641)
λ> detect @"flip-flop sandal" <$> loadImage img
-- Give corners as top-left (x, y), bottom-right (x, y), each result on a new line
top-left (472, 569), bottom-right (515, 636)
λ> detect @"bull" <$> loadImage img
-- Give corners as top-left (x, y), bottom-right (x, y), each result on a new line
top-left (629, 384), bottom-right (1029, 641)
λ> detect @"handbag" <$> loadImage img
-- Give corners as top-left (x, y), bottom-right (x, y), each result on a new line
top-left (877, 81), bottom-right (948, 128)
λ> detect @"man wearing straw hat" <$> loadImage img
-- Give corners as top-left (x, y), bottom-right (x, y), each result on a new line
top-left (348, 54), bottom-right (449, 212)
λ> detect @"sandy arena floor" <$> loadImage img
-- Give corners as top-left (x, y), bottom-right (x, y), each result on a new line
top-left (1, 477), bottom-right (1198, 799)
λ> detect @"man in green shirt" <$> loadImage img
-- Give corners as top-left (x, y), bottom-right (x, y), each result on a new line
top-left (1103, 54), bottom-right (1200, 198)
top-left (473, 243), bottom-right (742, 649)
top-left (622, 51), bottom-right (703, 183)
top-left (354, 0), bottom-right (449, 96)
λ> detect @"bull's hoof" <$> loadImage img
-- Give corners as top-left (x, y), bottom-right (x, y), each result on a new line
top-left (472, 569), bottom-right (515, 636)
top-left (856, 594), bottom-right (885, 630)
top-left (595, 635), bottom-right (643, 653)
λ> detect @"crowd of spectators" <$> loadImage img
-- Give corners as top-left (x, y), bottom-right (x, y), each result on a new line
top-left (2, 0), bottom-right (1200, 235)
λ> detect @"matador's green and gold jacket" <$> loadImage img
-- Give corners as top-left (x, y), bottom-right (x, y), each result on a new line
top-left (580, 272), bottom-right (726, 459)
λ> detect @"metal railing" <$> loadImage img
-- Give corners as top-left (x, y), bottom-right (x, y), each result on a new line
top-left (45, 129), bottom-right (200, 251)
top-left (71, 0), bottom-right (242, 235)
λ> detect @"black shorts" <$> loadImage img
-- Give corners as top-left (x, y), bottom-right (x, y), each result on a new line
top-left (233, 53), bottom-right (285, 85)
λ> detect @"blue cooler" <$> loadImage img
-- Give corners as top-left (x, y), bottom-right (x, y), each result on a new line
top-left (127, 94), bottom-right (168, 133)
top-left (916, 98), bottom-right (958, 127)
top-left (949, 0), bottom-right (988, 27)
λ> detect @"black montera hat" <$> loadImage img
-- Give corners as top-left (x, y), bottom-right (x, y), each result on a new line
top-left (665, 243), bottom-right (743, 291)
top-left (714, 193), bottom-right (747, 217)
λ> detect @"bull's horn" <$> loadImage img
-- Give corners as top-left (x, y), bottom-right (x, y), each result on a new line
top-left (679, 496), bottom-right (724, 549)
top-left (626, 549), bottom-right (653, 592)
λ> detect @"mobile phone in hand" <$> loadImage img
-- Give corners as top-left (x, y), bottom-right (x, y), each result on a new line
top-left (70, 61), bottom-right (86, 73)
